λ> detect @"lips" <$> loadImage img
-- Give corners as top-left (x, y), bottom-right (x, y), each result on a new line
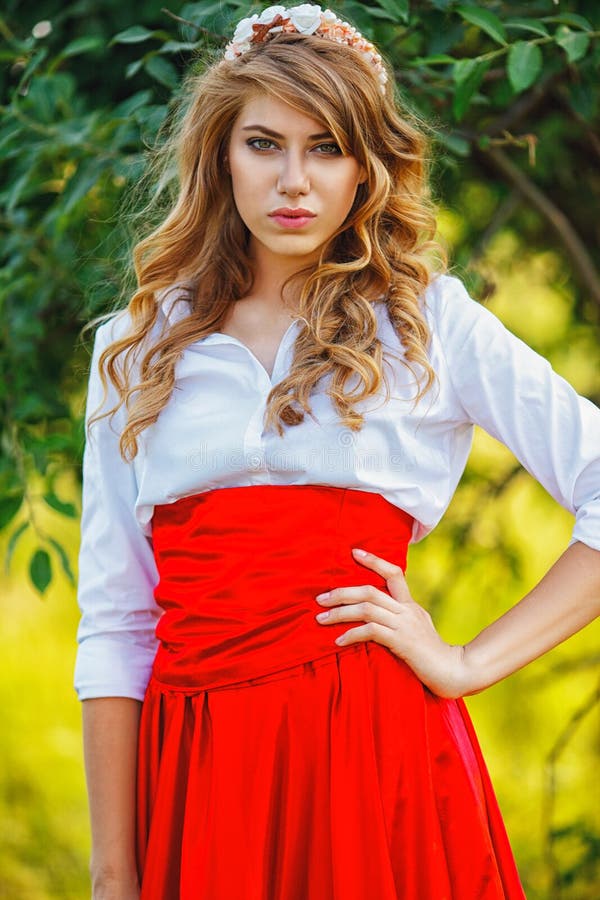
top-left (268, 207), bottom-right (317, 229)
top-left (269, 207), bottom-right (316, 218)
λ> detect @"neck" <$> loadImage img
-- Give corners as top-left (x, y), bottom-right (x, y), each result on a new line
top-left (247, 240), bottom-right (320, 314)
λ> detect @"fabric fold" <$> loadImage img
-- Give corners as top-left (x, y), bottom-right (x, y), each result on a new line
top-left (136, 484), bottom-right (526, 899)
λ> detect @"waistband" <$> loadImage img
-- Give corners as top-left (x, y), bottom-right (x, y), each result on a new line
top-left (149, 484), bottom-right (413, 692)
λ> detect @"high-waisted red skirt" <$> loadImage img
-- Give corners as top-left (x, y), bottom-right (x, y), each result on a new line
top-left (136, 485), bottom-right (526, 899)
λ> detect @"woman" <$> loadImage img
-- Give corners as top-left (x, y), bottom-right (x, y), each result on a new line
top-left (75, 5), bottom-right (600, 899)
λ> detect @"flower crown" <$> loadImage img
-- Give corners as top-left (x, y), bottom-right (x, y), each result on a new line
top-left (223, 4), bottom-right (388, 94)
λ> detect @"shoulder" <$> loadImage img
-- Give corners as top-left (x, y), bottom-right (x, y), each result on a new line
top-left (420, 272), bottom-right (514, 360)
top-left (91, 308), bottom-right (136, 354)
top-left (421, 271), bottom-right (479, 328)
top-left (90, 283), bottom-right (193, 354)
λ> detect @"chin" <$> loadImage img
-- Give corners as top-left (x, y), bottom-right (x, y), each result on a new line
top-left (266, 238), bottom-right (325, 258)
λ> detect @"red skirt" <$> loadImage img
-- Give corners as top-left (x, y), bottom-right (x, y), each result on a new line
top-left (136, 485), bottom-right (526, 899)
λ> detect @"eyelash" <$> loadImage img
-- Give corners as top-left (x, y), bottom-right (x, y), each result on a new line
top-left (246, 138), bottom-right (342, 155)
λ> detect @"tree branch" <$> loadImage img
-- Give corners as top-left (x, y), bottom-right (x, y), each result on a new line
top-left (554, 85), bottom-right (600, 162)
top-left (469, 189), bottom-right (521, 263)
top-left (483, 71), bottom-right (563, 138)
top-left (160, 7), bottom-right (228, 44)
top-left (473, 145), bottom-right (600, 311)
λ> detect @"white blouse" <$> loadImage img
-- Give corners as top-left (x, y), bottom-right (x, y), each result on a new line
top-left (74, 273), bottom-right (600, 701)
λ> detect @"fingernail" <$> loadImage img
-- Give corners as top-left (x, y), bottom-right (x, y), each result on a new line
top-left (352, 548), bottom-right (367, 557)
top-left (316, 592), bottom-right (331, 601)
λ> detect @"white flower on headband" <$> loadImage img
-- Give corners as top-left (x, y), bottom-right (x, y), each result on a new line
top-left (231, 14), bottom-right (259, 46)
top-left (223, 3), bottom-right (388, 94)
top-left (258, 5), bottom-right (288, 23)
top-left (288, 4), bottom-right (322, 34)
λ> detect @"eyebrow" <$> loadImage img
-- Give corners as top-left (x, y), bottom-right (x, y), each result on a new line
top-left (241, 124), bottom-right (334, 140)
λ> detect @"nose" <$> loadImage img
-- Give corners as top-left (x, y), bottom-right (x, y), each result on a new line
top-left (277, 150), bottom-right (310, 197)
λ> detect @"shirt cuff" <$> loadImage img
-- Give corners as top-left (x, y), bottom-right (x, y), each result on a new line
top-left (74, 636), bottom-right (158, 701)
top-left (570, 502), bottom-right (600, 552)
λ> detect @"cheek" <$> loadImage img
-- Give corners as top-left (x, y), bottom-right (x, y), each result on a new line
top-left (230, 158), bottom-right (271, 206)
top-left (329, 169), bottom-right (363, 211)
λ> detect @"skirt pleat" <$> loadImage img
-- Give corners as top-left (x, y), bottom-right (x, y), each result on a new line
top-left (137, 642), bottom-right (526, 899)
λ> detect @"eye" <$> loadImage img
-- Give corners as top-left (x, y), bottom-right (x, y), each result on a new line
top-left (315, 142), bottom-right (342, 155)
top-left (247, 138), bottom-right (277, 151)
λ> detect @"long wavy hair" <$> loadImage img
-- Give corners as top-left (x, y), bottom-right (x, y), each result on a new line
top-left (88, 27), bottom-right (448, 461)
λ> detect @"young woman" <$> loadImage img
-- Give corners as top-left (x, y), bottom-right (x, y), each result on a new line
top-left (75, 5), bottom-right (600, 899)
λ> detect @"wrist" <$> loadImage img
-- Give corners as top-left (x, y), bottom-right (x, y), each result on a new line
top-left (441, 644), bottom-right (475, 699)
top-left (91, 860), bottom-right (139, 895)
top-left (457, 643), bottom-right (497, 697)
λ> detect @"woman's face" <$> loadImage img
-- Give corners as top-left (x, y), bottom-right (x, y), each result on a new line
top-left (227, 92), bottom-right (367, 267)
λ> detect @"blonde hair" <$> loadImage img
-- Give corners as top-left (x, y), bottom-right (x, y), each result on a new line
top-left (88, 29), bottom-right (448, 461)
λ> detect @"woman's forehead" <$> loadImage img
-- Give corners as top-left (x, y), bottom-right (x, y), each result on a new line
top-left (233, 92), bottom-right (331, 136)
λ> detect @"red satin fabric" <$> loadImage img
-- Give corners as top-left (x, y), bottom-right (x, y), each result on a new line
top-left (136, 484), bottom-right (526, 899)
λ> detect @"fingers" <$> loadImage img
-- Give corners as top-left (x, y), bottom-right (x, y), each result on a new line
top-left (315, 598), bottom-right (398, 629)
top-left (314, 549), bottom-right (417, 648)
top-left (333, 621), bottom-right (389, 647)
top-left (316, 583), bottom-right (399, 613)
top-left (352, 547), bottom-right (412, 603)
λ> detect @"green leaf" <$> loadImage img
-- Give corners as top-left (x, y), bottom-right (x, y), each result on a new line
top-left (43, 492), bottom-right (77, 518)
top-left (30, 549), bottom-right (52, 595)
top-left (61, 36), bottom-right (104, 58)
top-left (47, 537), bottom-right (75, 585)
top-left (21, 72), bottom-right (76, 123)
top-left (111, 26), bottom-right (155, 45)
top-left (5, 171), bottom-right (31, 214)
top-left (543, 14), bottom-right (593, 32)
top-left (410, 54), bottom-right (456, 66)
top-left (367, 5), bottom-right (397, 18)
top-left (125, 59), bottom-right (145, 79)
top-left (134, 104), bottom-right (168, 138)
top-left (144, 55), bottom-right (179, 89)
top-left (507, 41), bottom-right (543, 94)
top-left (59, 159), bottom-right (104, 216)
top-left (113, 90), bottom-right (153, 118)
top-left (0, 494), bottom-right (24, 530)
top-left (5, 521), bottom-right (29, 575)
top-left (374, 0), bottom-right (410, 24)
top-left (566, 82), bottom-right (596, 121)
top-left (452, 57), bottom-right (490, 121)
top-left (435, 130), bottom-right (471, 157)
top-left (554, 26), bottom-right (590, 64)
top-left (455, 4), bottom-right (506, 46)
top-left (159, 41), bottom-right (199, 54)
top-left (180, 1), bottom-right (236, 25)
top-left (14, 48), bottom-right (48, 94)
top-left (505, 19), bottom-right (549, 38)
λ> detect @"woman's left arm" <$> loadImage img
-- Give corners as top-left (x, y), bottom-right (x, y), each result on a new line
top-left (315, 541), bottom-right (600, 698)
top-left (458, 539), bottom-right (600, 694)
top-left (428, 275), bottom-right (600, 694)
top-left (316, 275), bottom-right (600, 696)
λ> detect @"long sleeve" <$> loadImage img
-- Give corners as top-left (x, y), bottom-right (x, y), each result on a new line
top-left (430, 274), bottom-right (600, 551)
top-left (74, 314), bottom-right (162, 701)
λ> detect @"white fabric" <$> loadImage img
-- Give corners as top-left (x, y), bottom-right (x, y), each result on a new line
top-left (74, 273), bottom-right (600, 700)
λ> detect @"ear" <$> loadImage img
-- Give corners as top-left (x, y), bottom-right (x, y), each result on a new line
top-left (223, 156), bottom-right (231, 174)
top-left (357, 164), bottom-right (368, 185)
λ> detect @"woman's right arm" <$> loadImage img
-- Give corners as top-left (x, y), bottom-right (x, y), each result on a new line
top-left (76, 316), bottom-right (162, 896)
top-left (83, 698), bottom-right (142, 899)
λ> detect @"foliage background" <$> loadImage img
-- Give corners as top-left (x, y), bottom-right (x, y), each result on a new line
top-left (1, 0), bottom-right (599, 897)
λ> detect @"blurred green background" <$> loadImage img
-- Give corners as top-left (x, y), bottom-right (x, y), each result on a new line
top-left (1, 1), bottom-right (599, 897)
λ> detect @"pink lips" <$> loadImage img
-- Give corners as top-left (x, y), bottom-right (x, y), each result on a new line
top-left (269, 207), bottom-right (316, 229)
